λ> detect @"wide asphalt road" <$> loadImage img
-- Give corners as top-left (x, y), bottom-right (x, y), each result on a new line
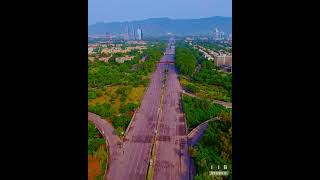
top-left (153, 39), bottom-right (190, 180)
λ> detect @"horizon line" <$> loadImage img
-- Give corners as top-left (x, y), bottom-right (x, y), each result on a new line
top-left (89, 16), bottom-right (232, 25)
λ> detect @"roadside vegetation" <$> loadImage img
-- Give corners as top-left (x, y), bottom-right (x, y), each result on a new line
top-left (182, 95), bottom-right (232, 180)
top-left (175, 42), bottom-right (232, 102)
top-left (182, 95), bottom-right (231, 131)
top-left (88, 43), bottom-right (166, 135)
top-left (88, 122), bottom-right (108, 180)
top-left (192, 120), bottom-right (232, 180)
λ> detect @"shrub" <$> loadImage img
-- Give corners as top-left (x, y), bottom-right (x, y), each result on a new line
top-left (88, 91), bottom-right (96, 99)
top-left (186, 84), bottom-right (199, 93)
top-left (96, 90), bottom-right (103, 97)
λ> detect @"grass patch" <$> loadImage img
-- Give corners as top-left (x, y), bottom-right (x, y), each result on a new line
top-left (88, 85), bottom-right (146, 131)
top-left (180, 76), bottom-right (231, 102)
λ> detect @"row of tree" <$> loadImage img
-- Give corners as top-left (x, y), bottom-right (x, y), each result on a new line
top-left (182, 95), bottom-right (231, 130)
top-left (175, 46), bottom-right (197, 76)
top-left (182, 95), bottom-right (232, 180)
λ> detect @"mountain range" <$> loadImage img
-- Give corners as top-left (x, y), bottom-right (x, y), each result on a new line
top-left (88, 16), bottom-right (232, 37)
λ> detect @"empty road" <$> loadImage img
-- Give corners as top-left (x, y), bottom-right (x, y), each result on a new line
top-left (89, 38), bottom-right (193, 180)
top-left (153, 39), bottom-right (190, 180)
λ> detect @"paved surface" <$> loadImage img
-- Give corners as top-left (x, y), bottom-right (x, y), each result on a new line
top-left (187, 118), bottom-right (221, 147)
top-left (107, 59), bottom-right (165, 180)
top-left (88, 112), bottom-right (122, 176)
top-left (153, 39), bottom-right (190, 180)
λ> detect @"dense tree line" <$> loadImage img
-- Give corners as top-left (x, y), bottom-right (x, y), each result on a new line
top-left (175, 42), bottom-right (232, 101)
top-left (175, 46), bottom-right (197, 76)
top-left (182, 95), bottom-right (232, 180)
top-left (193, 60), bottom-right (232, 96)
top-left (182, 95), bottom-right (230, 130)
top-left (193, 120), bottom-right (232, 180)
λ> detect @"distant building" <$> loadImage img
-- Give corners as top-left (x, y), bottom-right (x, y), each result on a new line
top-left (185, 37), bottom-right (194, 41)
top-left (88, 47), bottom-right (94, 54)
top-left (99, 57), bottom-right (111, 63)
top-left (137, 27), bottom-right (143, 40)
top-left (214, 55), bottom-right (232, 66)
top-left (131, 26), bottom-right (135, 40)
top-left (115, 55), bottom-right (134, 63)
top-left (228, 33), bottom-right (232, 41)
top-left (199, 37), bottom-right (209, 41)
top-left (213, 28), bottom-right (226, 40)
top-left (106, 32), bottom-right (112, 44)
top-left (214, 28), bottom-right (220, 40)
top-left (127, 40), bottom-right (146, 45)
top-left (124, 26), bottom-right (129, 41)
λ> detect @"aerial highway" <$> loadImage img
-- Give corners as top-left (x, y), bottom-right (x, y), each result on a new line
top-left (89, 38), bottom-right (195, 180)
top-left (107, 58), bottom-right (165, 180)
top-left (152, 38), bottom-right (190, 180)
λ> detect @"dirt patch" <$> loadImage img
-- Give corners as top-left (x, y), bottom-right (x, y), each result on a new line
top-left (88, 155), bottom-right (101, 180)
top-left (126, 86), bottom-right (145, 104)
top-left (88, 85), bottom-right (146, 114)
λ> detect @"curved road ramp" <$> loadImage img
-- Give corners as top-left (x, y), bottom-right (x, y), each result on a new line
top-left (88, 112), bottom-right (122, 178)
top-left (187, 118), bottom-right (221, 147)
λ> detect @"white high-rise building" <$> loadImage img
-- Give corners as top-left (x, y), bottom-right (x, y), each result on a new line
top-left (214, 28), bottom-right (220, 40)
top-left (137, 27), bottom-right (143, 40)
top-left (228, 33), bottom-right (232, 41)
top-left (220, 31), bottom-right (224, 40)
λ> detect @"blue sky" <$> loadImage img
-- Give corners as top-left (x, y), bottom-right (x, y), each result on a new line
top-left (89, 0), bottom-right (232, 25)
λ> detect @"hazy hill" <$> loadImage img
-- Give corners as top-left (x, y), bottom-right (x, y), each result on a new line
top-left (89, 16), bottom-right (232, 37)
